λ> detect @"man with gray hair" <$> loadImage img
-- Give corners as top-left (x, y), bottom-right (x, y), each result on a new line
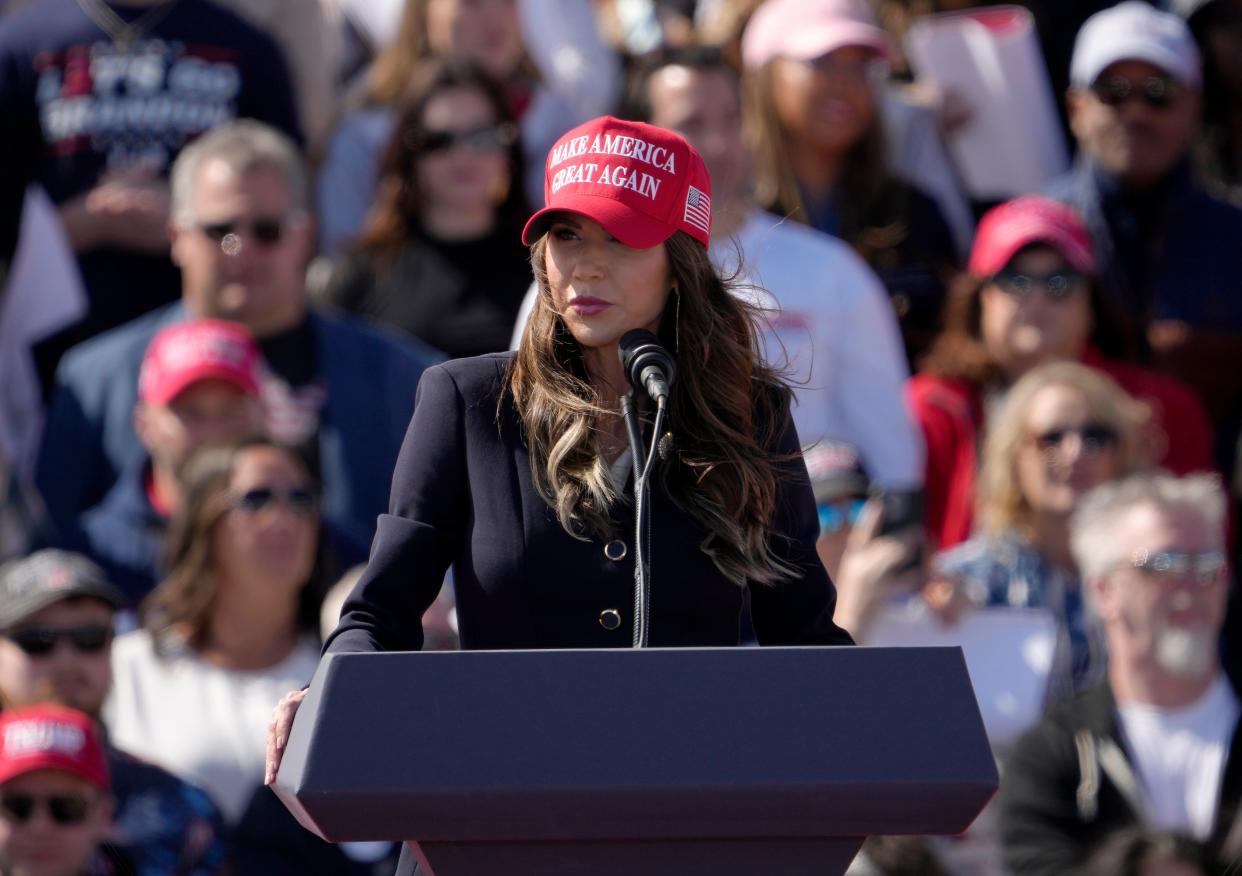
top-left (35, 120), bottom-right (443, 567)
top-left (998, 472), bottom-right (1240, 874)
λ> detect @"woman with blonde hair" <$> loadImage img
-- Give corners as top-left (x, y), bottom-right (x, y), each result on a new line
top-left (107, 438), bottom-right (329, 825)
top-left (931, 361), bottom-right (1151, 707)
top-left (268, 115), bottom-right (852, 780)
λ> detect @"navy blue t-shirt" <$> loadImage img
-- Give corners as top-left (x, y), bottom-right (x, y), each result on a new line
top-left (0, 0), bottom-right (303, 368)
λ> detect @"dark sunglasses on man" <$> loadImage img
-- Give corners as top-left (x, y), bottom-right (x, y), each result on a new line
top-left (1090, 74), bottom-right (1182, 110)
top-left (4, 625), bottom-right (112, 658)
top-left (196, 216), bottom-right (289, 246)
top-left (412, 122), bottom-right (518, 155)
top-left (0, 792), bottom-right (93, 826)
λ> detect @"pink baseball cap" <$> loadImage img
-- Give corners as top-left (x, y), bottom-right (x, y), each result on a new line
top-left (523, 115), bottom-right (713, 250)
top-left (139, 319), bottom-right (264, 406)
top-left (969, 196), bottom-right (1096, 278)
top-left (0, 705), bottom-right (109, 791)
top-left (742, 0), bottom-right (892, 70)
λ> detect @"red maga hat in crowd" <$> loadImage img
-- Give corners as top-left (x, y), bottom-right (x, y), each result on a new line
top-left (0, 705), bottom-right (109, 791)
top-left (522, 115), bottom-right (713, 250)
top-left (969, 196), bottom-right (1096, 279)
top-left (139, 319), bottom-right (264, 406)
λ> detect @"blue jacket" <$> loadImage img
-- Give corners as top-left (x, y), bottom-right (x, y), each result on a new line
top-left (1047, 158), bottom-right (1242, 330)
top-left (36, 303), bottom-right (443, 559)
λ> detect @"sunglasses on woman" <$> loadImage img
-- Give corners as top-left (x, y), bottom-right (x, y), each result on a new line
top-left (1090, 75), bottom-right (1182, 110)
top-left (992, 269), bottom-right (1086, 300)
top-left (0, 793), bottom-right (92, 826)
top-left (229, 486), bottom-right (318, 516)
top-left (417, 122), bottom-right (517, 155)
top-left (4, 625), bottom-right (112, 658)
top-left (1031, 423), bottom-right (1120, 455)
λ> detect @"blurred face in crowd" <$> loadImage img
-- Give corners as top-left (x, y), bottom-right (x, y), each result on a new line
top-left (980, 245), bottom-right (1093, 382)
top-left (646, 65), bottom-right (749, 208)
top-left (1068, 59), bottom-right (1201, 188)
top-left (135, 379), bottom-right (263, 475)
top-left (1090, 502), bottom-right (1227, 679)
top-left (0, 599), bottom-right (113, 719)
top-left (1200, 0), bottom-right (1242, 98)
top-left (769, 45), bottom-right (880, 156)
top-left (424, 0), bottom-right (522, 82)
top-left (0, 770), bottom-right (111, 876)
top-left (544, 214), bottom-right (672, 363)
top-left (1015, 383), bottom-right (1122, 519)
top-left (416, 85), bottom-right (512, 217)
top-left (212, 446), bottom-right (317, 599)
top-left (171, 160), bottom-right (311, 338)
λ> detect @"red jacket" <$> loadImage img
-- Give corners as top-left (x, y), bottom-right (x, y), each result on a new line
top-left (908, 354), bottom-right (1216, 551)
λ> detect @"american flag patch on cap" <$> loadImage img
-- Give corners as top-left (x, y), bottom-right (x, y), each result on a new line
top-left (683, 185), bottom-right (711, 235)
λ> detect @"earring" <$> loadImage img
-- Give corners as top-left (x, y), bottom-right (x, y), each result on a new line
top-left (673, 287), bottom-right (681, 356)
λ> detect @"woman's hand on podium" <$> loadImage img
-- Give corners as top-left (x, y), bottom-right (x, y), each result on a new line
top-left (265, 688), bottom-right (308, 785)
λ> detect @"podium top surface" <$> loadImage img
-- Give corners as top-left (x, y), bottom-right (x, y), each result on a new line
top-left (276, 646), bottom-right (997, 842)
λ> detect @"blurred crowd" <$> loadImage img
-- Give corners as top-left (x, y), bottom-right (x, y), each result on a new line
top-left (1, 0), bottom-right (1242, 874)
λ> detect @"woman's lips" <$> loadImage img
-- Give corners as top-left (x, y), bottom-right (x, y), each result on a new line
top-left (569, 297), bottom-right (612, 316)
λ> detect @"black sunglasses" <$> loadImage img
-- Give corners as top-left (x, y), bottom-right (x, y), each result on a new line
top-left (5, 625), bottom-right (112, 658)
top-left (229, 486), bottom-right (318, 516)
top-left (416, 123), bottom-right (517, 155)
top-left (197, 217), bottom-right (287, 246)
top-left (1091, 75), bottom-right (1181, 110)
top-left (0, 793), bottom-right (92, 825)
top-left (992, 269), bottom-right (1086, 300)
top-left (1032, 423), bottom-right (1120, 454)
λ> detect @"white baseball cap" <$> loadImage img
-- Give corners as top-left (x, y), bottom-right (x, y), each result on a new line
top-left (1070, 1), bottom-right (1202, 88)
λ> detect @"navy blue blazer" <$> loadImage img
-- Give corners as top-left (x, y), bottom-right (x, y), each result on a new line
top-left (326, 353), bottom-right (852, 652)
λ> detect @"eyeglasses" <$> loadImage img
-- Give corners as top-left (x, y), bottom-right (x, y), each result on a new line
top-left (0, 793), bottom-right (92, 826)
top-left (992, 269), bottom-right (1087, 300)
top-left (818, 498), bottom-right (868, 534)
top-left (229, 486), bottom-right (317, 516)
top-left (1091, 75), bottom-right (1182, 110)
top-left (416, 123), bottom-right (517, 155)
top-left (1031, 423), bottom-right (1120, 455)
top-left (1131, 549), bottom-right (1227, 585)
top-left (196, 217), bottom-right (289, 246)
top-left (4, 625), bottom-right (112, 658)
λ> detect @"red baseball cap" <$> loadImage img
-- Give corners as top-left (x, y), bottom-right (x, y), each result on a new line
top-left (969, 196), bottom-right (1096, 278)
top-left (0, 705), bottom-right (109, 791)
top-left (139, 319), bottom-right (264, 406)
top-left (522, 116), bottom-right (713, 250)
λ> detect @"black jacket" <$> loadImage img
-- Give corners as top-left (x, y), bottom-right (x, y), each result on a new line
top-left (998, 679), bottom-right (1242, 875)
top-left (324, 353), bottom-right (852, 653)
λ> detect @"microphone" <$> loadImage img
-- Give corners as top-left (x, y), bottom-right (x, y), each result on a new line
top-left (618, 329), bottom-right (676, 404)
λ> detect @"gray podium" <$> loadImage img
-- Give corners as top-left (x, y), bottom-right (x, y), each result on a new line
top-left (273, 646), bottom-right (997, 876)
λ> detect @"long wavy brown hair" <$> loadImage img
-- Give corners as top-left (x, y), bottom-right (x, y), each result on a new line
top-left (510, 230), bottom-right (797, 586)
top-left (140, 438), bottom-right (332, 651)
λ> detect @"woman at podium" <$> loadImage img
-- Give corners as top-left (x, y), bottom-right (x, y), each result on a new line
top-left (267, 115), bottom-right (851, 780)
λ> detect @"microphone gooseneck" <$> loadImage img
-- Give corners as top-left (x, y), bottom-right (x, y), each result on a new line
top-left (618, 329), bottom-right (676, 403)
top-left (616, 329), bottom-right (676, 649)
